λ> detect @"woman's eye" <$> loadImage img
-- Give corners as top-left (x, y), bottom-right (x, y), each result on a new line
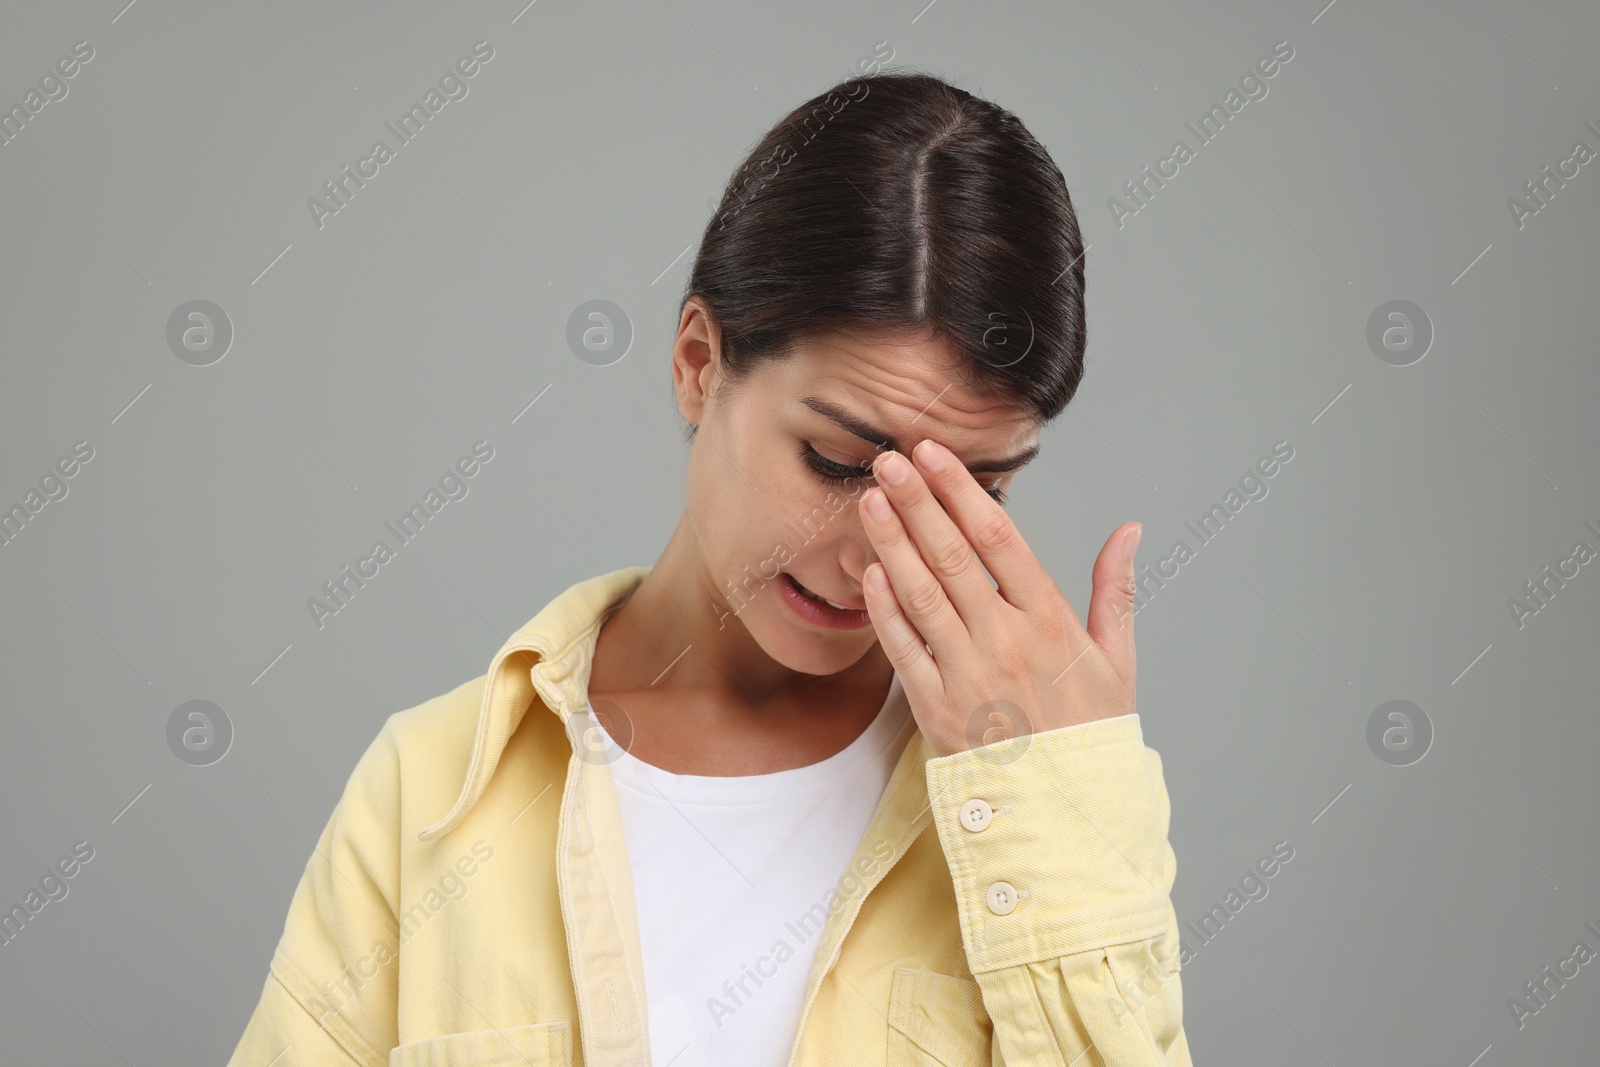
top-left (800, 444), bottom-right (871, 481)
top-left (799, 444), bottom-right (1007, 506)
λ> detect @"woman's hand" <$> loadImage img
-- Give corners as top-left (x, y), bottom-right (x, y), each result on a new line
top-left (859, 439), bottom-right (1142, 758)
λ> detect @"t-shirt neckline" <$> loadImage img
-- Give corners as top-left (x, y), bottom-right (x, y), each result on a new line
top-left (590, 672), bottom-right (911, 806)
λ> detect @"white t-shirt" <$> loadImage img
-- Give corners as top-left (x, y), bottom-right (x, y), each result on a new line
top-left (587, 672), bottom-right (913, 1067)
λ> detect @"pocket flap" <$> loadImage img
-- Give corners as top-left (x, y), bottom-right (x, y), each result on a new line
top-left (388, 1019), bottom-right (572, 1066)
top-left (887, 967), bottom-right (992, 1066)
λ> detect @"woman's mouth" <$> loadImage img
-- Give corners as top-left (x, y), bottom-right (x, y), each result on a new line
top-left (792, 576), bottom-right (858, 610)
top-left (779, 572), bottom-right (872, 630)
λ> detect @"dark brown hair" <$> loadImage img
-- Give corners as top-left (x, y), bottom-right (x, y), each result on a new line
top-left (681, 67), bottom-right (1088, 442)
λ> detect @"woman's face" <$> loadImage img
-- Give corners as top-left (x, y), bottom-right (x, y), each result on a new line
top-left (673, 301), bottom-right (1043, 678)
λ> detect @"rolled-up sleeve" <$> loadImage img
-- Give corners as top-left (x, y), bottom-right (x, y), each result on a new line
top-left (924, 713), bottom-right (1192, 1066)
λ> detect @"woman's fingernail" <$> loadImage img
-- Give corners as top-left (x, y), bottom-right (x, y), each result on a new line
top-left (876, 451), bottom-right (910, 486)
top-left (866, 488), bottom-right (893, 521)
top-left (1123, 523), bottom-right (1143, 560)
top-left (867, 564), bottom-right (889, 591)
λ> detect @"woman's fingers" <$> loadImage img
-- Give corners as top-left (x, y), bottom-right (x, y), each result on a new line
top-left (861, 561), bottom-right (944, 697)
top-left (868, 448), bottom-right (998, 626)
top-left (905, 440), bottom-right (1056, 619)
top-left (859, 481), bottom-right (969, 664)
top-left (1083, 521), bottom-right (1141, 694)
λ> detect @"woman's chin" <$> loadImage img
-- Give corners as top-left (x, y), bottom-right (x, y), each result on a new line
top-left (752, 612), bottom-right (876, 676)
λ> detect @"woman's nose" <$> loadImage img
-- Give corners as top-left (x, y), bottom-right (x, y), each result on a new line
top-left (840, 539), bottom-right (879, 593)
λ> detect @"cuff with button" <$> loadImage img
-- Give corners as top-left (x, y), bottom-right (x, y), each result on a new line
top-left (923, 712), bottom-right (1176, 974)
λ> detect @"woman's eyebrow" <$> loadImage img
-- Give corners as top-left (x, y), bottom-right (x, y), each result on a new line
top-left (798, 395), bottom-right (1039, 474)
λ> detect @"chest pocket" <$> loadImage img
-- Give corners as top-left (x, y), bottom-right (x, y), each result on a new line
top-left (388, 1019), bottom-right (573, 1067)
top-left (887, 967), bottom-right (993, 1067)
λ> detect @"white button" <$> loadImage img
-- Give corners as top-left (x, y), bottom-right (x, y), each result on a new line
top-left (959, 798), bottom-right (994, 832)
top-left (986, 881), bottom-right (1018, 915)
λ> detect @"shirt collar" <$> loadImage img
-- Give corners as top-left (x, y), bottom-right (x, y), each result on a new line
top-left (417, 564), bottom-right (651, 841)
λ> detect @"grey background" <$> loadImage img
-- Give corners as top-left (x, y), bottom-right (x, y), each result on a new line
top-left (2, 0), bottom-right (1596, 1063)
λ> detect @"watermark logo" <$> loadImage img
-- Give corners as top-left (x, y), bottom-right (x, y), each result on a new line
top-left (576, 697), bottom-right (635, 765)
top-left (0, 439), bottom-right (95, 549)
top-left (710, 40), bottom-right (895, 231)
top-left (307, 41), bottom-right (495, 230)
top-left (307, 839), bottom-right (496, 1023)
top-left (1111, 839), bottom-right (1294, 1024)
top-left (977, 305), bottom-right (1034, 369)
top-left (566, 299), bottom-right (633, 367)
top-left (1507, 519), bottom-right (1599, 630)
top-left (1365, 699), bottom-right (1431, 767)
top-left (706, 836), bottom-right (895, 1027)
top-left (1129, 440), bottom-right (1294, 617)
top-left (166, 300), bottom-right (233, 366)
top-left (1109, 39), bottom-right (1294, 229)
top-left (307, 441), bottom-right (495, 631)
top-left (1175, 839), bottom-right (1295, 966)
top-left (167, 700), bottom-right (233, 766)
top-left (0, 841), bottom-right (95, 949)
top-left (0, 40), bottom-right (95, 149)
top-left (1506, 121), bottom-right (1598, 231)
top-left (964, 698), bottom-right (1034, 766)
top-left (1366, 299), bottom-right (1431, 367)
top-left (1507, 919), bottom-right (1600, 1032)
top-left (712, 469), bottom-right (877, 629)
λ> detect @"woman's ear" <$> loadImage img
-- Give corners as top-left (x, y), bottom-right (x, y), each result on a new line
top-left (672, 296), bottom-right (720, 427)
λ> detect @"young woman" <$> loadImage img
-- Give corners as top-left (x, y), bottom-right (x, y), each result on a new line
top-left (228, 69), bottom-right (1189, 1067)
